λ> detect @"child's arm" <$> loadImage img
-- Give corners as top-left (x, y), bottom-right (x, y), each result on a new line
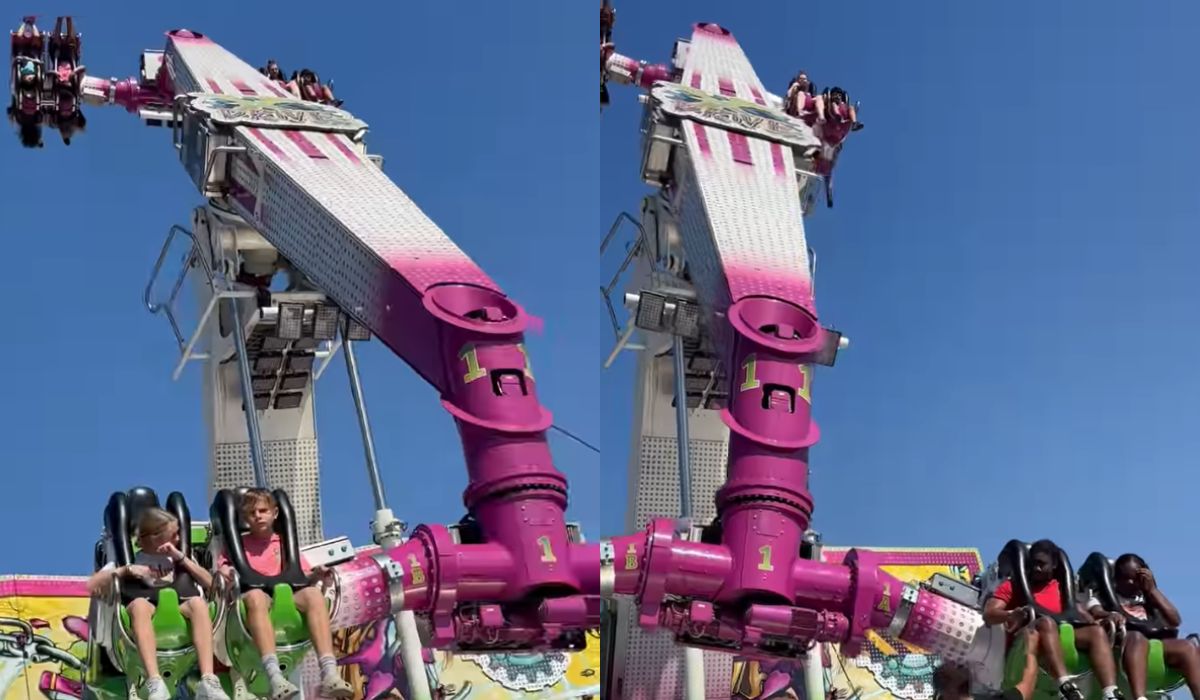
top-left (178, 555), bottom-right (213, 590)
top-left (87, 565), bottom-right (120, 596)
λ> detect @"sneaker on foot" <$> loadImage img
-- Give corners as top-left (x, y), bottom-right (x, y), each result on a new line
top-left (317, 676), bottom-right (354, 700)
top-left (1059, 682), bottom-right (1086, 700)
top-left (144, 679), bottom-right (170, 700)
top-left (268, 678), bottom-right (299, 700)
top-left (195, 676), bottom-right (230, 700)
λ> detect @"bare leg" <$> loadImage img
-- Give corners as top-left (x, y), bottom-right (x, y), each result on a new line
top-left (182, 597), bottom-right (215, 676)
top-left (294, 587), bottom-right (335, 658)
top-left (1123, 631), bottom-right (1148, 699)
top-left (1035, 616), bottom-right (1069, 678)
top-left (1075, 625), bottom-right (1118, 687)
top-left (1016, 628), bottom-right (1041, 700)
top-left (242, 589), bottom-right (277, 656)
top-left (813, 95), bottom-right (827, 123)
top-left (1163, 638), bottom-right (1200, 699)
top-left (127, 599), bottom-right (161, 678)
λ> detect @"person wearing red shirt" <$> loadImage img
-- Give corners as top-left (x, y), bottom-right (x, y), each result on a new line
top-left (982, 539), bottom-right (1122, 700)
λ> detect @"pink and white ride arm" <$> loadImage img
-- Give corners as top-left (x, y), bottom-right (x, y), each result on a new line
top-left (85, 28), bottom-right (596, 651)
top-left (599, 22), bottom-right (983, 661)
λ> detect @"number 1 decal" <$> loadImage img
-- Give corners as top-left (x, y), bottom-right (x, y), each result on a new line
top-left (797, 363), bottom-right (812, 404)
top-left (517, 343), bottom-right (534, 380)
top-left (537, 535), bottom-right (558, 563)
top-left (757, 545), bottom-right (775, 572)
top-left (740, 353), bottom-right (761, 392)
top-left (458, 344), bottom-right (487, 383)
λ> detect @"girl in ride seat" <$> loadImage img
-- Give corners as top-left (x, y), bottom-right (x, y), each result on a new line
top-left (87, 507), bottom-right (230, 700)
top-left (1081, 554), bottom-right (1200, 700)
top-left (213, 488), bottom-right (353, 700)
top-left (982, 539), bottom-right (1123, 700)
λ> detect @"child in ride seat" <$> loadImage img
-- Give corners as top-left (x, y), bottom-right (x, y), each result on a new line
top-left (87, 507), bottom-right (230, 700)
top-left (1081, 554), bottom-right (1200, 700)
top-left (982, 539), bottom-right (1123, 700)
top-left (933, 628), bottom-right (1040, 700)
top-left (214, 488), bottom-right (353, 700)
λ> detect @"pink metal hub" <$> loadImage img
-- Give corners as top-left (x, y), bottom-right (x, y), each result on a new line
top-left (608, 519), bottom-right (907, 657)
top-left (332, 525), bottom-right (597, 651)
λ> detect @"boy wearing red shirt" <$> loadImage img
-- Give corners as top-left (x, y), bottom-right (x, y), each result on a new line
top-left (982, 540), bottom-right (1121, 700)
top-left (215, 489), bottom-right (353, 700)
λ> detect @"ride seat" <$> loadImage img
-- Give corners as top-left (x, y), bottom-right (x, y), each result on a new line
top-left (99, 487), bottom-right (208, 672)
top-left (208, 488), bottom-right (311, 691)
top-left (103, 487), bottom-right (195, 606)
top-left (1078, 552), bottom-right (1177, 640)
top-left (997, 540), bottom-right (1085, 625)
top-left (209, 487), bottom-right (307, 592)
top-left (1077, 552), bottom-right (1193, 695)
top-left (995, 540), bottom-right (1094, 694)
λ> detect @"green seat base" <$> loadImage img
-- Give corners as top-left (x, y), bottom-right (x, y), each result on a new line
top-left (1003, 623), bottom-right (1186, 700)
top-left (113, 588), bottom-right (217, 694)
top-left (225, 584), bottom-right (314, 697)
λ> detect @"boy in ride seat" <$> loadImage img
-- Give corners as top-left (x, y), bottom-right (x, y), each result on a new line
top-left (87, 507), bottom-right (230, 700)
top-left (982, 539), bottom-right (1123, 700)
top-left (1081, 554), bottom-right (1200, 700)
top-left (214, 488), bottom-right (353, 700)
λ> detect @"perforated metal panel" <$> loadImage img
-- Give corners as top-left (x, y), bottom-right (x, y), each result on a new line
top-left (212, 439), bottom-right (323, 545)
top-left (616, 349), bottom-right (733, 699)
top-left (631, 436), bottom-right (725, 523)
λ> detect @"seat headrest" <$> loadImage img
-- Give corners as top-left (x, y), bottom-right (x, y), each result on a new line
top-left (209, 487), bottom-right (306, 592)
top-left (997, 539), bottom-right (1080, 624)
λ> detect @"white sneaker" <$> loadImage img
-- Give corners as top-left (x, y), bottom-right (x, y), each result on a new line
top-left (194, 676), bottom-right (230, 700)
top-left (268, 677), bottom-right (299, 700)
top-left (144, 678), bottom-right (170, 700)
top-left (317, 675), bottom-right (354, 700)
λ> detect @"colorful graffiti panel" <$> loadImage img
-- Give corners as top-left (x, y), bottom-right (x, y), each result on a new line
top-left (0, 576), bottom-right (599, 700)
top-left (730, 547), bottom-right (983, 700)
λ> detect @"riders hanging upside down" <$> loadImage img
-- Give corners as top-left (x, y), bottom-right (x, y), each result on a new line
top-left (785, 70), bottom-right (824, 125)
top-left (982, 539), bottom-right (1125, 700)
top-left (288, 68), bottom-right (341, 107)
top-left (1082, 554), bottom-right (1200, 700)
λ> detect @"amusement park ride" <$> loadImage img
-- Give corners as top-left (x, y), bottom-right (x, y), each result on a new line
top-left (597, 4), bottom-right (1200, 700)
top-left (9, 13), bottom-right (598, 700)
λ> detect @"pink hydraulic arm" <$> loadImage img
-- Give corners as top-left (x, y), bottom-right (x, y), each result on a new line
top-left (21, 20), bottom-right (597, 652)
top-left (599, 20), bottom-right (987, 663)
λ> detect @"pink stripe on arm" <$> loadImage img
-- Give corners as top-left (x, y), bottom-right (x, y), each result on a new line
top-left (283, 130), bottom-right (327, 159)
top-left (325, 132), bottom-right (361, 164)
top-left (692, 122), bottom-right (711, 155)
top-left (771, 143), bottom-right (787, 176)
top-left (728, 132), bottom-right (752, 165)
top-left (718, 77), bottom-right (735, 97)
top-left (232, 79), bottom-right (256, 96)
top-left (248, 128), bottom-right (288, 160)
top-left (205, 78), bottom-right (221, 93)
top-left (750, 87), bottom-right (766, 105)
top-left (690, 71), bottom-right (703, 89)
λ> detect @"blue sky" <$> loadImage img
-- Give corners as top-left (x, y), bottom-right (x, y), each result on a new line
top-left (602, 0), bottom-right (1200, 629)
top-left (0, 1), bottom-right (599, 573)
